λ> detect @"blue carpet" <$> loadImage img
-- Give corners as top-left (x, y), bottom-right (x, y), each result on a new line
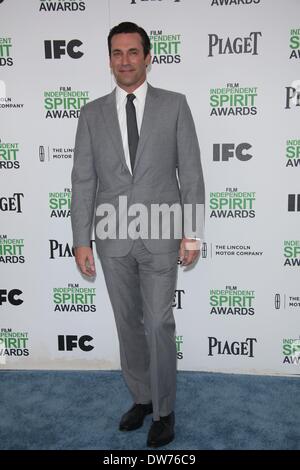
top-left (0, 370), bottom-right (299, 450)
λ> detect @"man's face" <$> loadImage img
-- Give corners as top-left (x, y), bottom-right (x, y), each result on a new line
top-left (110, 32), bottom-right (151, 92)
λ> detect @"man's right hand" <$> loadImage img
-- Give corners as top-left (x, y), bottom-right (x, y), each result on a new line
top-left (74, 246), bottom-right (96, 277)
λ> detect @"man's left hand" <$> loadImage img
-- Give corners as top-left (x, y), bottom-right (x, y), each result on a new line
top-left (179, 238), bottom-right (200, 266)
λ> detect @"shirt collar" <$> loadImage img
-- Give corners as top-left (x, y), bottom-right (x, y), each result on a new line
top-left (116, 80), bottom-right (148, 107)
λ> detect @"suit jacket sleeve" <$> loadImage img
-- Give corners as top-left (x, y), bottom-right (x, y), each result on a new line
top-left (176, 94), bottom-right (205, 240)
top-left (71, 107), bottom-right (98, 248)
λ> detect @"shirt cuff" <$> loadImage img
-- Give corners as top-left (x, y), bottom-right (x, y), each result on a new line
top-left (184, 238), bottom-right (202, 249)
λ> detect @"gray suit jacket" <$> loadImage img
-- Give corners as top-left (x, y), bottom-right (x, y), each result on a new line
top-left (71, 83), bottom-right (205, 257)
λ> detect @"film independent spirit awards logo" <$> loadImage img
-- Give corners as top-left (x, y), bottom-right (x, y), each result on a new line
top-left (0, 37), bottom-right (13, 66)
top-left (0, 235), bottom-right (25, 264)
top-left (0, 140), bottom-right (20, 169)
top-left (210, 83), bottom-right (258, 116)
top-left (149, 29), bottom-right (181, 65)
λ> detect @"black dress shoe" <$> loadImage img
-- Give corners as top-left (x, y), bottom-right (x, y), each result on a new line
top-left (119, 403), bottom-right (153, 431)
top-left (147, 411), bottom-right (175, 447)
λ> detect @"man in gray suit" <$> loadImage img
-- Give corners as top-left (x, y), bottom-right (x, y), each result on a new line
top-left (71, 22), bottom-right (205, 448)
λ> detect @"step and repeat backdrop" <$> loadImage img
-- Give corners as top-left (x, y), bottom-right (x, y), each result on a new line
top-left (1, 0), bottom-right (300, 375)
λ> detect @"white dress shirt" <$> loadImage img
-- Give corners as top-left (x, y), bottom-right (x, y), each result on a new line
top-left (116, 80), bottom-right (148, 175)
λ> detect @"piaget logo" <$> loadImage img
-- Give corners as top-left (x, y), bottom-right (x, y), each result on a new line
top-left (210, 285), bottom-right (255, 316)
top-left (176, 335), bottom-right (183, 360)
top-left (0, 141), bottom-right (20, 169)
top-left (210, 188), bottom-right (256, 218)
top-left (282, 338), bottom-right (300, 365)
top-left (285, 80), bottom-right (300, 109)
top-left (289, 28), bottom-right (300, 59)
top-left (284, 240), bottom-right (300, 267)
top-left (0, 193), bottom-right (24, 213)
top-left (0, 236), bottom-right (25, 264)
top-left (149, 30), bottom-right (181, 64)
top-left (208, 32), bottom-right (261, 57)
top-left (49, 239), bottom-right (76, 259)
top-left (208, 337), bottom-right (257, 357)
top-left (0, 328), bottom-right (29, 360)
top-left (49, 189), bottom-right (71, 217)
top-left (53, 284), bottom-right (96, 312)
top-left (173, 289), bottom-right (185, 309)
top-left (0, 37), bottom-right (13, 66)
top-left (44, 87), bottom-right (89, 118)
top-left (39, 0), bottom-right (86, 12)
top-left (210, 83), bottom-right (258, 116)
top-left (286, 139), bottom-right (300, 167)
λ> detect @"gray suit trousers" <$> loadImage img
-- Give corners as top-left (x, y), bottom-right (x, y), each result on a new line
top-left (99, 238), bottom-right (179, 421)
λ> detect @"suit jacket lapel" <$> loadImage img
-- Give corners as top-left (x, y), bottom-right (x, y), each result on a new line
top-left (101, 88), bottom-right (127, 169)
top-left (133, 84), bottom-right (159, 172)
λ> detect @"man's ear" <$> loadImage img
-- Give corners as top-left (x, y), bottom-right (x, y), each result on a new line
top-left (145, 53), bottom-right (151, 66)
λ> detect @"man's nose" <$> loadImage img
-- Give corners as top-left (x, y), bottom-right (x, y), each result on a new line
top-left (121, 53), bottom-right (130, 65)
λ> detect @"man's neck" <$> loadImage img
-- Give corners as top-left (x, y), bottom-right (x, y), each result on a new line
top-left (117, 78), bottom-right (147, 94)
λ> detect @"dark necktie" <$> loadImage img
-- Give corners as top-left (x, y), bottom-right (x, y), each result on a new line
top-left (126, 93), bottom-right (139, 173)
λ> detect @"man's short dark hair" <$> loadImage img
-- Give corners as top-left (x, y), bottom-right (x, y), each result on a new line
top-left (108, 22), bottom-right (151, 58)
